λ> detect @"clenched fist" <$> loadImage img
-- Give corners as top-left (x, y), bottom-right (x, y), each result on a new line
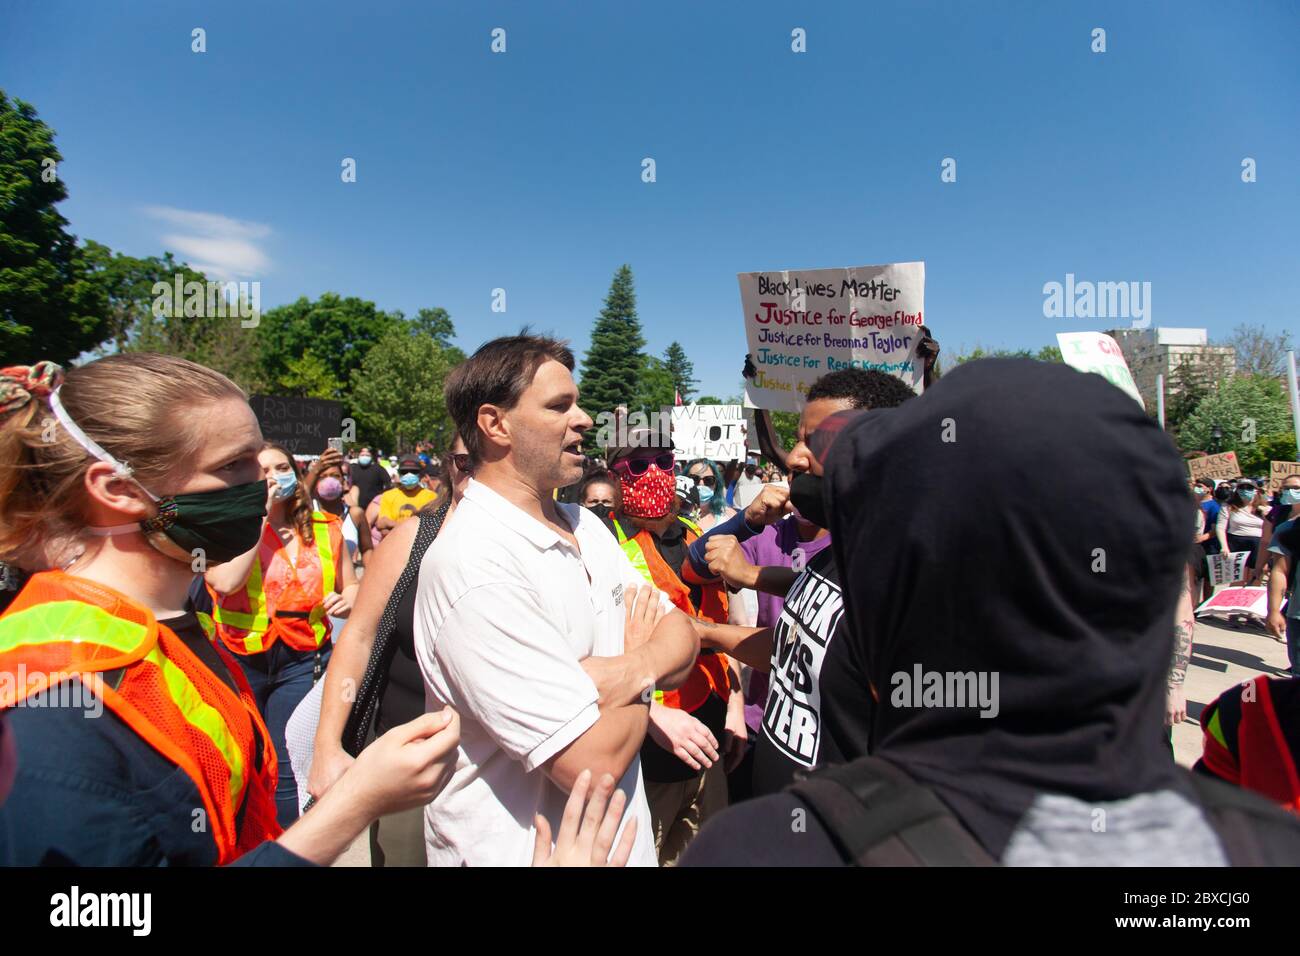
top-left (744, 484), bottom-right (794, 527)
top-left (704, 535), bottom-right (758, 590)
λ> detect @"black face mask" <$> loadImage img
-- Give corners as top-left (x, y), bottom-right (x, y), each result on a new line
top-left (788, 471), bottom-right (827, 530)
top-left (585, 503), bottom-right (613, 524)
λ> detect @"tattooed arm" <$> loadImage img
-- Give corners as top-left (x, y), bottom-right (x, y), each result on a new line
top-left (1166, 571), bottom-right (1196, 727)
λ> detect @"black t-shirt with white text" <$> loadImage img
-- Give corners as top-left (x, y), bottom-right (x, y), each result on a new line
top-left (752, 549), bottom-right (872, 797)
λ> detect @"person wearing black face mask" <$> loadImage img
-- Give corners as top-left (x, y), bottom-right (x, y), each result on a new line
top-left (685, 369), bottom-right (917, 797)
top-left (0, 356), bottom-right (461, 867)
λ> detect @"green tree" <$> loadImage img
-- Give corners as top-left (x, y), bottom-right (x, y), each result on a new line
top-left (1180, 374), bottom-right (1294, 463)
top-left (579, 265), bottom-right (645, 441)
top-left (633, 354), bottom-right (676, 415)
top-left (257, 293), bottom-right (402, 399)
top-left (0, 92), bottom-right (105, 364)
top-left (663, 341), bottom-right (698, 402)
top-left (349, 328), bottom-right (457, 451)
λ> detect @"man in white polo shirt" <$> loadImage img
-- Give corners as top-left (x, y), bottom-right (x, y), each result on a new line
top-left (415, 333), bottom-right (699, 866)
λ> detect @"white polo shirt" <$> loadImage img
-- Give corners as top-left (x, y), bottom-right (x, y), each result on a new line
top-left (414, 478), bottom-right (663, 866)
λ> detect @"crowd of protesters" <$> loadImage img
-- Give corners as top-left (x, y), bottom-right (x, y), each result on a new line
top-left (2, 335), bottom-right (1300, 868)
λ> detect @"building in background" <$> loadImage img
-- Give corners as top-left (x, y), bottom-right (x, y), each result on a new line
top-left (1107, 327), bottom-right (1236, 411)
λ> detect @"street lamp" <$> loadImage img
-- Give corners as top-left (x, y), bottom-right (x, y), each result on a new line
top-left (1210, 424), bottom-right (1223, 453)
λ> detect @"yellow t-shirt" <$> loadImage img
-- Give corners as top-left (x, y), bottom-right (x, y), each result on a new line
top-left (378, 486), bottom-right (436, 524)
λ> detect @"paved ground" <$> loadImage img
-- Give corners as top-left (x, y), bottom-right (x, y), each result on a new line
top-left (332, 615), bottom-right (1290, 866)
top-left (1173, 616), bottom-right (1290, 766)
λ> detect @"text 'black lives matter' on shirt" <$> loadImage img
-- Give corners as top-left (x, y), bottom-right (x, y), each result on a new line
top-left (752, 548), bottom-right (872, 797)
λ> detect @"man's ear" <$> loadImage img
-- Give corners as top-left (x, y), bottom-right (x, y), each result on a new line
top-left (82, 461), bottom-right (154, 521)
top-left (476, 403), bottom-right (510, 458)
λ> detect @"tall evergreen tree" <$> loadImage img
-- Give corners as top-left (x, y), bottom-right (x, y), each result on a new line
top-left (663, 341), bottom-right (698, 402)
top-left (579, 264), bottom-right (645, 425)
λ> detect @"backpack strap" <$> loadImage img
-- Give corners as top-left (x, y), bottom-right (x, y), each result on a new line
top-left (789, 756), bottom-right (997, 866)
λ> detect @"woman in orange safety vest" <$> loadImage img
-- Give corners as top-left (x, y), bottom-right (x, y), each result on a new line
top-left (0, 355), bottom-right (458, 866)
top-left (205, 442), bottom-right (359, 827)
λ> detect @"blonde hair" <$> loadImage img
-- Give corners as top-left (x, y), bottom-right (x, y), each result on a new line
top-left (0, 352), bottom-right (247, 567)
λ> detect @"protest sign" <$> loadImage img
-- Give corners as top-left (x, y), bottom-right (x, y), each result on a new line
top-left (1187, 451), bottom-right (1241, 483)
top-left (1195, 586), bottom-right (1268, 622)
top-left (1056, 332), bottom-right (1145, 409)
top-left (250, 395), bottom-right (342, 456)
top-left (1270, 460), bottom-right (1300, 492)
top-left (1206, 551), bottom-right (1250, 587)
top-left (672, 405), bottom-right (748, 461)
top-left (738, 261), bottom-right (925, 413)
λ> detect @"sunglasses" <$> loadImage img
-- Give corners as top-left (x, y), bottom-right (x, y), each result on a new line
top-left (450, 453), bottom-right (472, 472)
top-left (689, 473), bottom-right (716, 487)
top-left (613, 451), bottom-right (675, 478)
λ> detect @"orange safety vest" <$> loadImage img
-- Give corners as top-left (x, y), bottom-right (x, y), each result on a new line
top-left (613, 516), bottom-right (732, 713)
top-left (0, 571), bottom-right (281, 864)
top-left (210, 511), bottom-right (343, 655)
top-left (1202, 675), bottom-right (1300, 813)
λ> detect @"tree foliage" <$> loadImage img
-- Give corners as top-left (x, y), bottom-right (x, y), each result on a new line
top-left (663, 341), bottom-right (698, 402)
top-left (1225, 323), bottom-right (1294, 381)
top-left (0, 92), bottom-right (105, 364)
top-left (579, 265), bottom-right (645, 417)
top-left (1179, 374), bottom-right (1294, 469)
top-left (349, 326), bottom-right (458, 452)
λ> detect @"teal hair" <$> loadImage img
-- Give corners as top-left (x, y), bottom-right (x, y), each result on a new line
top-left (686, 458), bottom-right (726, 518)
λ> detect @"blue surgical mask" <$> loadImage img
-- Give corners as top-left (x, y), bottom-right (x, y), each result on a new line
top-left (1282, 489), bottom-right (1300, 506)
top-left (272, 471), bottom-right (298, 499)
top-left (358, 455), bottom-right (372, 466)
top-left (399, 473), bottom-right (421, 490)
top-left (697, 484), bottom-right (714, 505)
top-left (1240, 489), bottom-right (1256, 502)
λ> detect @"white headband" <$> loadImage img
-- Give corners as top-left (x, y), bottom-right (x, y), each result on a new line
top-left (47, 387), bottom-right (159, 503)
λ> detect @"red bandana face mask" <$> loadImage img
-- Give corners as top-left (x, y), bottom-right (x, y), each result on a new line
top-left (620, 465), bottom-right (675, 518)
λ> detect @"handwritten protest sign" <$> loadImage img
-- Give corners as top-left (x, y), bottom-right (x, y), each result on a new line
top-left (1056, 332), bottom-right (1145, 409)
top-left (1206, 551), bottom-right (1251, 587)
top-left (672, 405), bottom-right (748, 461)
top-left (1187, 451), bottom-right (1241, 483)
top-left (1195, 586), bottom-right (1268, 622)
top-left (250, 396), bottom-right (342, 456)
top-left (739, 262), bottom-right (925, 413)
top-left (1270, 460), bottom-right (1300, 492)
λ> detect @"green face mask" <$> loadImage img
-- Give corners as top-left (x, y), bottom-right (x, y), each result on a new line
top-left (140, 479), bottom-right (269, 563)
top-left (89, 479), bottom-right (268, 564)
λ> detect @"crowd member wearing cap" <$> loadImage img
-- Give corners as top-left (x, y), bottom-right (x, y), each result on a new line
top-left (0, 356), bottom-right (460, 866)
top-left (600, 430), bottom-right (742, 863)
top-left (373, 454), bottom-right (439, 536)
top-left (683, 359), bottom-right (1300, 866)
top-left (684, 369), bottom-right (918, 798)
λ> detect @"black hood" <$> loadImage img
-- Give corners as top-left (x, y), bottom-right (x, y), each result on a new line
top-left (824, 357), bottom-right (1193, 855)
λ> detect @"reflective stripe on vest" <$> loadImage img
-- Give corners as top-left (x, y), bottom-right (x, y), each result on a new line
top-left (211, 513), bottom-right (338, 654)
top-left (0, 572), bottom-right (281, 862)
top-left (611, 516), bottom-right (730, 712)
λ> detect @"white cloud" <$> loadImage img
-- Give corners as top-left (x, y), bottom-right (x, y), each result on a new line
top-left (142, 206), bottom-right (272, 280)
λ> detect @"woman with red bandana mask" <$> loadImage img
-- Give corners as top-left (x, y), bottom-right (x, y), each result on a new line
top-left (599, 431), bottom-right (741, 865)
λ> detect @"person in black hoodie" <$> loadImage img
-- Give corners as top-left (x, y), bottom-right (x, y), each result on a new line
top-left (682, 358), bottom-right (1300, 866)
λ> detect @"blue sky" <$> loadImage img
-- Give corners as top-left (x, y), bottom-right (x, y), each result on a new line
top-left (3, 0), bottom-right (1296, 398)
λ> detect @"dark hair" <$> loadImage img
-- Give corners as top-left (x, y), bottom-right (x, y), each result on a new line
top-left (805, 368), bottom-right (917, 410)
top-left (445, 332), bottom-right (575, 464)
top-left (577, 468), bottom-right (621, 508)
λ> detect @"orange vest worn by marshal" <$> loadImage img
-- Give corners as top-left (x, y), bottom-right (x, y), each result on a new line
top-left (210, 511), bottom-right (343, 655)
top-left (0, 571), bottom-right (281, 864)
top-left (612, 516), bottom-right (732, 713)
